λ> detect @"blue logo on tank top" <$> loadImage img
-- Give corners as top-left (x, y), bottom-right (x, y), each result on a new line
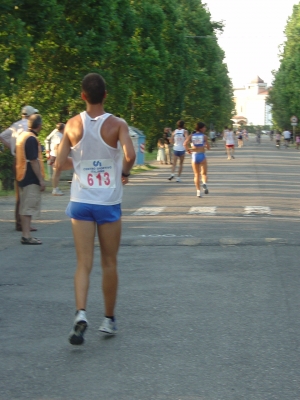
top-left (93, 161), bottom-right (102, 167)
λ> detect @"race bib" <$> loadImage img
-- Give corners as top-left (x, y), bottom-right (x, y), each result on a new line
top-left (79, 159), bottom-right (116, 189)
top-left (192, 135), bottom-right (204, 145)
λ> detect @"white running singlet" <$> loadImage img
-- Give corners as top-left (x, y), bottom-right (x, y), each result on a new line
top-left (224, 130), bottom-right (235, 145)
top-left (173, 129), bottom-right (186, 151)
top-left (70, 112), bottom-right (123, 205)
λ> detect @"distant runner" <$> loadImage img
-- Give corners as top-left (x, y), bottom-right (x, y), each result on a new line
top-left (185, 122), bottom-right (210, 197)
top-left (224, 127), bottom-right (235, 160)
top-left (168, 120), bottom-right (188, 182)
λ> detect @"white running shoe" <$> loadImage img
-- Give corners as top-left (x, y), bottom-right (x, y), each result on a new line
top-left (99, 317), bottom-right (117, 335)
top-left (176, 177), bottom-right (181, 182)
top-left (52, 187), bottom-right (64, 196)
top-left (69, 310), bottom-right (88, 345)
top-left (197, 190), bottom-right (201, 198)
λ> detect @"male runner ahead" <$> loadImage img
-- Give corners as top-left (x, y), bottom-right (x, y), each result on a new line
top-left (56, 73), bottom-right (136, 345)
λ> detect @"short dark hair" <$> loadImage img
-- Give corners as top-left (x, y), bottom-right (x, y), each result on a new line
top-left (56, 122), bottom-right (65, 131)
top-left (82, 73), bottom-right (106, 104)
top-left (28, 114), bottom-right (42, 130)
top-left (195, 122), bottom-right (206, 131)
top-left (177, 120), bottom-right (185, 128)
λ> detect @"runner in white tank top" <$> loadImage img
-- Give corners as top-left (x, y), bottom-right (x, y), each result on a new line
top-left (168, 120), bottom-right (188, 182)
top-left (55, 73), bottom-right (136, 345)
top-left (70, 111), bottom-right (123, 205)
top-left (224, 128), bottom-right (235, 160)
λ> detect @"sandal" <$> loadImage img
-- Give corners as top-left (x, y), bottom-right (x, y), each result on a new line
top-left (21, 237), bottom-right (42, 245)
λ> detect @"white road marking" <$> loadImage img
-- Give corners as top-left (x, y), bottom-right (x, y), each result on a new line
top-left (244, 206), bottom-right (271, 215)
top-left (188, 207), bottom-right (217, 215)
top-left (132, 207), bottom-right (165, 216)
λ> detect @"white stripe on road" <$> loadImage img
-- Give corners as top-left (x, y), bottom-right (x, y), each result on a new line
top-left (188, 207), bottom-right (217, 215)
top-left (132, 207), bottom-right (165, 216)
top-left (244, 206), bottom-right (271, 215)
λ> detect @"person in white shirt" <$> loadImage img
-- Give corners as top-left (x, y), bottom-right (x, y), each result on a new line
top-left (0, 105), bottom-right (39, 231)
top-left (224, 127), bottom-right (235, 160)
top-left (45, 123), bottom-right (65, 195)
top-left (283, 129), bottom-right (291, 147)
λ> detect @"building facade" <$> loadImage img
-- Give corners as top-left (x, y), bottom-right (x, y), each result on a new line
top-left (232, 76), bottom-right (272, 126)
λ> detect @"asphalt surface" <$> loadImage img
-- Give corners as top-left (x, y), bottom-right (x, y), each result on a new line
top-left (1, 135), bottom-right (300, 400)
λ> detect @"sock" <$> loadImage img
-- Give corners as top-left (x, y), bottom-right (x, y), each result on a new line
top-left (105, 316), bottom-right (115, 322)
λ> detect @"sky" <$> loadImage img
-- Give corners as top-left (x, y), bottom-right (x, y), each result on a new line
top-left (204, 0), bottom-right (299, 88)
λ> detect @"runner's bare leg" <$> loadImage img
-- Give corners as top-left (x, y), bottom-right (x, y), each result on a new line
top-left (97, 219), bottom-right (121, 316)
top-left (71, 219), bottom-right (96, 310)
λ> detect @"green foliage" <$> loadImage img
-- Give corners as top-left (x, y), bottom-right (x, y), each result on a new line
top-left (268, 4), bottom-right (300, 130)
top-left (0, 0), bottom-right (234, 150)
top-left (0, 147), bottom-right (14, 189)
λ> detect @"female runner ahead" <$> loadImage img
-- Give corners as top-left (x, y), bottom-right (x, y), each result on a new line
top-left (184, 122), bottom-right (210, 197)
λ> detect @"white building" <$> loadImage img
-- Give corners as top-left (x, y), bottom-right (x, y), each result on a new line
top-left (232, 76), bottom-right (272, 126)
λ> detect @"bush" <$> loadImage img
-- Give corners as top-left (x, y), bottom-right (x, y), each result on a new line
top-left (0, 147), bottom-right (14, 190)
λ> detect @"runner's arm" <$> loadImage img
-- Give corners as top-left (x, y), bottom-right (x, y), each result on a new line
top-left (118, 120), bottom-right (136, 182)
top-left (184, 134), bottom-right (192, 153)
top-left (169, 131), bottom-right (175, 145)
top-left (205, 135), bottom-right (210, 150)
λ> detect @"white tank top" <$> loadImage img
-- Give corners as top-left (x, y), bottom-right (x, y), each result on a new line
top-left (70, 112), bottom-right (123, 205)
top-left (225, 130), bottom-right (235, 145)
top-left (173, 129), bottom-right (186, 151)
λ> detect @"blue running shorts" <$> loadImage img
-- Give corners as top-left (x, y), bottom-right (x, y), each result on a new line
top-left (66, 202), bottom-right (121, 225)
top-left (192, 152), bottom-right (206, 164)
top-left (173, 150), bottom-right (185, 157)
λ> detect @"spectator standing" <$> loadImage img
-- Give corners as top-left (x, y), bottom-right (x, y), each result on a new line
top-left (157, 138), bottom-right (165, 164)
top-left (164, 127), bottom-right (173, 164)
top-left (15, 114), bottom-right (45, 244)
top-left (209, 129), bottom-right (216, 147)
top-left (295, 134), bottom-right (300, 150)
top-left (0, 105), bottom-right (39, 231)
top-left (45, 123), bottom-right (65, 195)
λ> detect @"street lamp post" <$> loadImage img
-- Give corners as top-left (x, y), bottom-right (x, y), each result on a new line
top-left (291, 116), bottom-right (298, 144)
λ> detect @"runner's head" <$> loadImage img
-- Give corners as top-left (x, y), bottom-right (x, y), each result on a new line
top-left (195, 122), bottom-right (206, 133)
top-left (177, 120), bottom-right (185, 129)
top-left (81, 73), bottom-right (107, 104)
top-left (56, 122), bottom-right (65, 132)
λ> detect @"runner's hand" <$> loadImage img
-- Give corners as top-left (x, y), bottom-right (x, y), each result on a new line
top-left (122, 176), bottom-right (129, 185)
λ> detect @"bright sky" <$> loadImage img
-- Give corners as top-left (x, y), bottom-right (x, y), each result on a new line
top-left (204, 0), bottom-right (299, 88)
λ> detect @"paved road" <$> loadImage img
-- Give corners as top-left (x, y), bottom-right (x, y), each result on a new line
top-left (1, 135), bottom-right (300, 400)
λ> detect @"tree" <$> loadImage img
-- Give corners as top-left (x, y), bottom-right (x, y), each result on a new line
top-left (0, 0), bottom-right (234, 150)
top-left (268, 4), bottom-right (300, 130)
